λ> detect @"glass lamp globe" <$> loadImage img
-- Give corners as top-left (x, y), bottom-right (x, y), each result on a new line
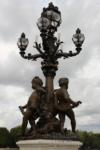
top-left (72, 28), bottom-right (85, 47)
top-left (37, 17), bottom-right (50, 31)
top-left (17, 33), bottom-right (29, 51)
top-left (45, 10), bottom-right (61, 28)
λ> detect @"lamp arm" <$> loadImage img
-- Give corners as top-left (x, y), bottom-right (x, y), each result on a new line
top-left (55, 48), bottom-right (82, 59)
top-left (32, 54), bottom-right (43, 60)
top-left (33, 42), bottom-right (44, 56)
top-left (20, 52), bottom-right (43, 61)
top-left (52, 41), bottom-right (63, 56)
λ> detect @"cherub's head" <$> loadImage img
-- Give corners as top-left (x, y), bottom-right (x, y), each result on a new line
top-left (59, 78), bottom-right (69, 89)
top-left (31, 76), bottom-right (43, 89)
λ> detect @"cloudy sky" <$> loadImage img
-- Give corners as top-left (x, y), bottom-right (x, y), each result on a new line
top-left (0, 0), bottom-right (100, 132)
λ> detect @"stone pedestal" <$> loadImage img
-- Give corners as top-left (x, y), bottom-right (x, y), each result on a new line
top-left (17, 139), bottom-right (82, 150)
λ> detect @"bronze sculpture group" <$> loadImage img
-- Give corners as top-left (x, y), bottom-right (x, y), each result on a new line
top-left (19, 76), bottom-right (81, 137)
top-left (17, 3), bottom-right (84, 138)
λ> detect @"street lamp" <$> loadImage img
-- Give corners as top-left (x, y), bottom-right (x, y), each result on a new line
top-left (17, 2), bottom-right (85, 136)
top-left (17, 3), bottom-right (84, 61)
top-left (17, 1), bottom-right (85, 105)
top-left (37, 2), bottom-right (61, 33)
top-left (72, 28), bottom-right (85, 49)
top-left (17, 33), bottom-right (29, 56)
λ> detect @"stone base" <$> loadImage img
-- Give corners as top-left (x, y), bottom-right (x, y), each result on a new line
top-left (17, 139), bottom-right (82, 150)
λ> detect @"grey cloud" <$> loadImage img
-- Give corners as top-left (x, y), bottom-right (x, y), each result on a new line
top-left (0, 51), bottom-right (44, 90)
top-left (0, 0), bottom-right (42, 42)
top-left (78, 124), bottom-right (100, 132)
top-left (0, 84), bottom-right (30, 129)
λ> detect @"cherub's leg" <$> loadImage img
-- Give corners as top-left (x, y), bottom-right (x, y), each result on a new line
top-left (59, 112), bottom-right (65, 133)
top-left (21, 109), bottom-right (32, 136)
top-left (22, 117), bottom-right (28, 136)
top-left (29, 118), bottom-right (35, 130)
top-left (28, 111), bottom-right (39, 135)
top-left (66, 109), bottom-right (76, 132)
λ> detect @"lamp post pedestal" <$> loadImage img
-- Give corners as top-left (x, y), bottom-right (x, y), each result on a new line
top-left (17, 139), bottom-right (82, 150)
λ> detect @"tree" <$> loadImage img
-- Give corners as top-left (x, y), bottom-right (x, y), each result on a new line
top-left (0, 127), bottom-right (17, 148)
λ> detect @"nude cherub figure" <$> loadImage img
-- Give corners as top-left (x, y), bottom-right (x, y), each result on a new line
top-left (54, 78), bottom-right (81, 133)
top-left (19, 76), bottom-right (46, 136)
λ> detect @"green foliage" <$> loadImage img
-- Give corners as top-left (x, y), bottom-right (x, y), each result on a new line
top-left (9, 125), bottom-right (100, 150)
top-left (76, 130), bottom-right (100, 150)
top-left (0, 127), bottom-right (17, 148)
top-left (10, 125), bottom-right (22, 141)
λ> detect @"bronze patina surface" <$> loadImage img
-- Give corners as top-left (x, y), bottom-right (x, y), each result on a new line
top-left (17, 3), bottom-right (84, 139)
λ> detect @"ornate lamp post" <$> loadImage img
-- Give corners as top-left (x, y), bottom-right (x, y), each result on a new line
top-left (17, 2), bottom-right (84, 100)
top-left (17, 2), bottom-right (85, 136)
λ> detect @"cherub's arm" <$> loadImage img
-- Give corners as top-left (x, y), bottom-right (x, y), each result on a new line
top-left (22, 104), bottom-right (27, 109)
top-left (54, 90), bottom-right (59, 107)
top-left (67, 95), bottom-right (82, 107)
top-left (68, 98), bottom-right (76, 105)
top-left (19, 104), bottom-right (27, 116)
top-left (37, 86), bottom-right (46, 94)
top-left (63, 90), bottom-right (80, 106)
top-left (19, 104), bottom-right (27, 109)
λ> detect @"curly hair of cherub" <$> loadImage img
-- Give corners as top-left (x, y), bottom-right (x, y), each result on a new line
top-left (32, 76), bottom-right (43, 86)
top-left (59, 77), bottom-right (69, 87)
